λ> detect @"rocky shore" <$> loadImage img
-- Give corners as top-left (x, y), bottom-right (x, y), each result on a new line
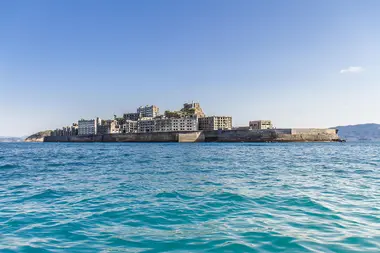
top-left (24, 130), bottom-right (52, 142)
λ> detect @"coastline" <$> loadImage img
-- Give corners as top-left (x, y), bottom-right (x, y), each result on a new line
top-left (32, 128), bottom-right (342, 143)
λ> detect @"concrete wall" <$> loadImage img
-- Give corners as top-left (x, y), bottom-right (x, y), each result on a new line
top-left (178, 132), bottom-right (205, 142)
top-left (278, 128), bottom-right (339, 142)
top-left (103, 132), bottom-right (178, 142)
top-left (43, 128), bottom-right (340, 143)
top-left (274, 129), bottom-right (292, 134)
top-left (203, 129), bottom-right (339, 142)
top-left (203, 129), bottom-right (277, 142)
top-left (291, 128), bottom-right (337, 135)
top-left (44, 131), bottom-right (205, 142)
top-left (44, 135), bottom-right (102, 142)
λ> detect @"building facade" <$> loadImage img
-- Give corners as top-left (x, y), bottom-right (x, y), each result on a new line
top-left (122, 120), bottom-right (138, 133)
top-left (137, 105), bottom-right (159, 118)
top-left (154, 118), bottom-right (172, 132)
top-left (198, 116), bottom-right (232, 131)
top-left (78, 118), bottom-right (99, 135)
top-left (97, 120), bottom-right (120, 134)
top-left (137, 118), bottom-right (155, 133)
top-left (123, 112), bottom-right (141, 121)
top-left (249, 120), bottom-right (273, 130)
top-left (154, 116), bottom-right (198, 132)
top-left (52, 124), bottom-right (78, 136)
top-left (136, 116), bottom-right (199, 133)
top-left (170, 116), bottom-right (198, 132)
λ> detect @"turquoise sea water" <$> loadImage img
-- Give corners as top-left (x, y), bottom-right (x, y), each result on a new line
top-left (0, 142), bottom-right (379, 253)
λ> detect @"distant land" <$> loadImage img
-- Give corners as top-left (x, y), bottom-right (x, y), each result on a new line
top-left (0, 136), bottom-right (25, 142)
top-left (332, 124), bottom-right (380, 141)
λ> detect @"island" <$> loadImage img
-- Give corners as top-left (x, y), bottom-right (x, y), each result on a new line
top-left (25, 102), bottom-right (342, 143)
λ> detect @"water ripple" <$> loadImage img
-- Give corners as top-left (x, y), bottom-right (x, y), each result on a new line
top-left (0, 142), bottom-right (379, 252)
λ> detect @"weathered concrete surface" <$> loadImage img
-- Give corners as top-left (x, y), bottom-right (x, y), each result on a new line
top-left (204, 129), bottom-right (339, 142)
top-left (43, 129), bottom-right (340, 143)
top-left (102, 132), bottom-right (178, 142)
top-left (276, 129), bottom-right (339, 142)
top-left (204, 129), bottom-right (278, 142)
top-left (44, 131), bottom-right (204, 142)
top-left (178, 132), bottom-right (205, 142)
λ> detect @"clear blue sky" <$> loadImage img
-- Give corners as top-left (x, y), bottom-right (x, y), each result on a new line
top-left (1, 0), bottom-right (379, 136)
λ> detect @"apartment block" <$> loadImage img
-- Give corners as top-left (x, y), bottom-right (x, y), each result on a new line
top-left (249, 120), bottom-right (273, 130)
top-left (78, 118), bottom-right (100, 135)
top-left (137, 105), bottom-right (159, 118)
top-left (154, 118), bottom-right (172, 132)
top-left (154, 116), bottom-right (198, 132)
top-left (137, 118), bottom-right (155, 133)
top-left (170, 116), bottom-right (198, 132)
top-left (123, 112), bottom-right (142, 121)
top-left (198, 116), bottom-right (232, 131)
top-left (97, 120), bottom-right (120, 134)
top-left (123, 120), bottom-right (138, 133)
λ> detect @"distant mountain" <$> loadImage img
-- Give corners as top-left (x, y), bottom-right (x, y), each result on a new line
top-left (332, 124), bottom-right (380, 141)
top-left (0, 136), bottom-right (24, 142)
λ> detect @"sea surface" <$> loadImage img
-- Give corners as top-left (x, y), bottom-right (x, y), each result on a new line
top-left (0, 142), bottom-right (379, 253)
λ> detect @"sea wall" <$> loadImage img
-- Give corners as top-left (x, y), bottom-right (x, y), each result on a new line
top-left (44, 131), bottom-right (205, 142)
top-left (203, 129), bottom-right (278, 142)
top-left (290, 128), bottom-right (337, 135)
top-left (203, 128), bottom-right (338, 142)
top-left (178, 132), bottom-right (205, 142)
top-left (277, 129), bottom-right (339, 142)
top-left (43, 128), bottom-right (340, 143)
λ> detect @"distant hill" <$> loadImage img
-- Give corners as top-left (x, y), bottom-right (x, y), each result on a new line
top-left (332, 124), bottom-right (380, 141)
top-left (0, 136), bottom-right (24, 142)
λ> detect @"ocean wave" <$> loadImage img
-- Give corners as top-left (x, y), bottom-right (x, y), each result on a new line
top-left (210, 191), bottom-right (250, 202)
top-left (0, 142), bottom-right (379, 252)
top-left (21, 189), bottom-right (72, 202)
top-left (155, 191), bottom-right (192, 200)
top-left (0, 164), bottom-right (19, 169)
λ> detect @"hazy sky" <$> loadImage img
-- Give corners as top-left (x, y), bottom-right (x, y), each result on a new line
top-left (1, 0), bottom-right (379, 136)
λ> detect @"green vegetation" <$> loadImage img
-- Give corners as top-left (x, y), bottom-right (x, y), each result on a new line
top-left (164, 107), bottom-right (196, 118)
top-left (164, 110), bottom-right (182, 118)
top-left (181, 108), bottom-right (195, 114)
top-left (115, 117), bottom-right (125, 124)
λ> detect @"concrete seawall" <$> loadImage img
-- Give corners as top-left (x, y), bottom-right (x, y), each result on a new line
top-left (44, 131), bottom-right (205, 142)
top-left (278, 129), bottom-right (339, 142)
top-left (43, 129), bottom-right (340, 143)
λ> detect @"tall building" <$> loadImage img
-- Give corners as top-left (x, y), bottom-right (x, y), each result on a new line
top-left (137, 105), bottom-right (159, 118)
top-left (249, 120), bottom-right (273, 130)
top-left (198, 116), bottom-right (232, 131)
top-left (123, 112), bottom-right (142, 121)
top-left (78, 118), bottom-right (100, 135)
